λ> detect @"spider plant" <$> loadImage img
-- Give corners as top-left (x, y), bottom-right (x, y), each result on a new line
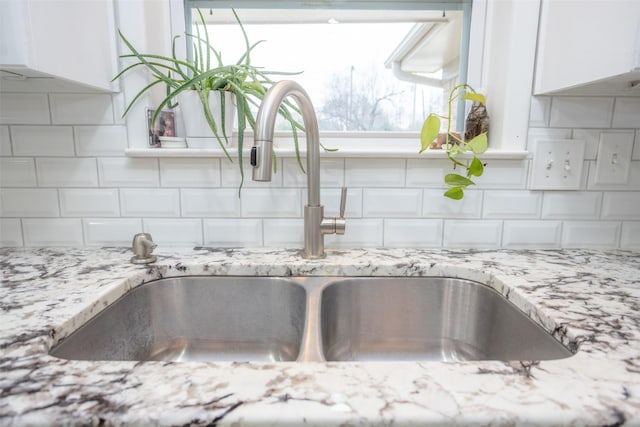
top-left (419, 83), bottom-right (488, 200)
top-left (113, 8), bottom-right (305, 191)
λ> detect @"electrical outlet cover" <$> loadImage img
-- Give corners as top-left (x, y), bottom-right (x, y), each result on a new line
top-left (594, 132), bottom-right (634, 185)
top-left (530, 139), bottom-right (586, 190)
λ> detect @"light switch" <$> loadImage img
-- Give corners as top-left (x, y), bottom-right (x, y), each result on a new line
top-left (530, 139), bottom-right (586, 190)
top-left (593, 132), bottom-right (634, 185)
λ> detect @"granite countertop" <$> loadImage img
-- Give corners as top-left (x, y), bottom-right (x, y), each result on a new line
top-left (1, 247), bottom-right (639, 426)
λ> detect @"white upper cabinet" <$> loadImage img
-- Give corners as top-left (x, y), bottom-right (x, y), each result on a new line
top-left (0, 0), bottom-right (118, 92)
top-left (534, 0), bottom-right (640, 96)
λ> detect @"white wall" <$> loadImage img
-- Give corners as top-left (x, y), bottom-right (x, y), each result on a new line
top-left (1, 92), bottom-right (639, 249)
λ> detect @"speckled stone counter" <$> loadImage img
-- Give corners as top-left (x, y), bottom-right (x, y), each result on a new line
top-left (1, 247), bottom-right (639, 426)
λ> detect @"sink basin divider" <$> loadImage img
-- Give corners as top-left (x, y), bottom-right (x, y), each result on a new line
top-left (296, 277), bottom-right (331, 362)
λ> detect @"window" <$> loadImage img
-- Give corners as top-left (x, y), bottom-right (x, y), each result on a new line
top-left (184, 1), bottom-right (472, 133)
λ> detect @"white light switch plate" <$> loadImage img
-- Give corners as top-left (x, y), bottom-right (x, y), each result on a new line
top-left (530, 139), bottom-right (586, 190)
top-left (594, 132), bottom-right (634, 185)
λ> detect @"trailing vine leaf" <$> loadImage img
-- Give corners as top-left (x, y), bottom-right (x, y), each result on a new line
top-left (419, 114), bottom-right (440, 153)
top-left (462, 92), bottom-right (486, 105)
top-left (466, 132), bottom-right (488, 154)
top-left (418, 83), bottom-right (489, 200)
top-left (467, 156), bottom-right (484, 177)
top-left (444, 187), bottom-right (464, 200)
top-left (445, 173), bottom-right (475, 188)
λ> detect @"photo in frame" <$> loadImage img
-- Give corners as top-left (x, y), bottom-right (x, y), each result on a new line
top-left (146, 109), bottom-right (176, 147)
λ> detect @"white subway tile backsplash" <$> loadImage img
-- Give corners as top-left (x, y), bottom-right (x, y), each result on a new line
top-left (320, 187), bottom-right (362, 218)
top-left (363, 188), bottom-right (422, 217)
top-left (75, 126), bottom-right (127, 156)
top-left (601, 192), bottom-right (640, 220)
top-left (22, 218), bottom-right (83, 246)
top-left (263, 219), bottom-right (304, 247)
top-left (549, 97), bottom-right (614, 128)
top-left (405, 159), bottom-right (454, 188)
top-left (221, 157), bottom-right (282, 188)
top-left (204, 219), bottom-right (263, 247)
top-left (0, 219), bottom-right (23, 246)
top-left (476, 160), bottom-right (529, 189)
top-left (49, 94), bottom-right (114, 125)
top-left (11, 126), bottom-right (74, 156)
top-left (325, 218), bottom-right (383, 248)
top-left (282, 158), bottom-right (345, 187)
top-left (3, 88), bottom-right (640, 251)
top-left (83, 218), bottom-right (143, 246)
top-left (502, 220), bottom-right (561, 248)
top-left (143, 218), bottom-right (203, 246)
top-left (160, 158), bottom-right (220, 187)
top-left (423, 189), bottom-right (482, 218)
top-left (407, 159), bottom-right (527, 190)
top-left (443, 220), bottom-right (502, 248)
top-left (59, 189), bottom-right (120, 217)
top-left (36, 158), bottom-right (98, 187)
top-left (0, 94), bottom-right (50, 124)
top-left (383, 219), bottom-right (443, 247)
top-left (620, 222), bottom-right (640, 250)
top-left (483, 191), bottom-right (542, 219)
top-left (527, 128), bottom-right (573, 154)
top-left (120, 189), bottom-right (179, 217)
top-left (181, 188), bottom-right (240, 217)
top-left (0, 126), bottom-right (11, 155)
top-left (98, 158), bottom-right (159, 187)
top-left (0, 189), bottom-right (59, 217)
top-left (0, 158), bottom-right (37, 187)
top-left (612, 98), bottom-right (640, 128)
top-left (561, 221), bottom-right (620, 248)
top-left (542, 191), bottom-right (602, 219)
top-left (241, 188), bottom-right (301, 218)
top-left (529, 96), bottom-right (551, 127)
top-left (345, 158), bottom-right (405, 187)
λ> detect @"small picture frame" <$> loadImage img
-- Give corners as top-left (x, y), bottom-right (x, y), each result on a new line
top-left (147, 109), bottom-right (176, 147)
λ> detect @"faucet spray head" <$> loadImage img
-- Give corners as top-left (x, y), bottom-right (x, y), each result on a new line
top-left (250, 140), bottom-right (273, 181)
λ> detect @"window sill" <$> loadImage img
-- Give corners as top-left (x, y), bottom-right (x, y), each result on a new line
top-left (125, 131), bottom-right (528, 159)
top-left (125, 146), bottom-right (528, 159)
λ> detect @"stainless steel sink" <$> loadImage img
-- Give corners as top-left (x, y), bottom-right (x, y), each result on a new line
top-left (320, 277), bottom-right (572, 362)
top-left (50, 277), bottom-right (306, 362)
top-left (50, 276), bottom-right (573, 363)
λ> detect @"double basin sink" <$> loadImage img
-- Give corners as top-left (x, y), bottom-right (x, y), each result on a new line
top-left (50, 276), bottom-right (573, 363)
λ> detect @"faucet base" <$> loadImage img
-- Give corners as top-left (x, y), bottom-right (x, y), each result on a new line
top-left (304, 205), bottom-right (325, 259)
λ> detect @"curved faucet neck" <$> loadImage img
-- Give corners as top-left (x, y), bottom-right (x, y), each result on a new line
top-left (253, 80), bottom-right (321, 207)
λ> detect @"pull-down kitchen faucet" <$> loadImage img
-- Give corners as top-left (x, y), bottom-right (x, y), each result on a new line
top-left (250, 80), bottom-right (346, 259)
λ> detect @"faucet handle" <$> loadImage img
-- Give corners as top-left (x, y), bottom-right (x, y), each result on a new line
top-left (339, 187), bottom-right (347, 219)
top-left (335, 187), bottom-right (347, 235)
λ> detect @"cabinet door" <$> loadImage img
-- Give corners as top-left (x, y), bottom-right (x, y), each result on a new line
top-left (0, 0), bottom-right (118, 92)
top-left (534, 0), bottom-right (640, 95)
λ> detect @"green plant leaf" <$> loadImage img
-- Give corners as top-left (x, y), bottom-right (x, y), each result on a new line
top-left (419, 114), bottom-right (440, 153)
top-left (445, 173), bottom-right (475, 188)
top-left (444, 187), bottom-right (464, 200)
top-left (467, 156), bottom-right (484, 177)
top-left (466, 132), bottom-right (488, 154)
top-left (462, 92), bottom-right (486, 105)
top-left (236, 94), bottom-right (247, 197)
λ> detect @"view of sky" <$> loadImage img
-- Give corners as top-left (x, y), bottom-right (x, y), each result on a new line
top-left (200, 20), bottom-right (444, 131)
